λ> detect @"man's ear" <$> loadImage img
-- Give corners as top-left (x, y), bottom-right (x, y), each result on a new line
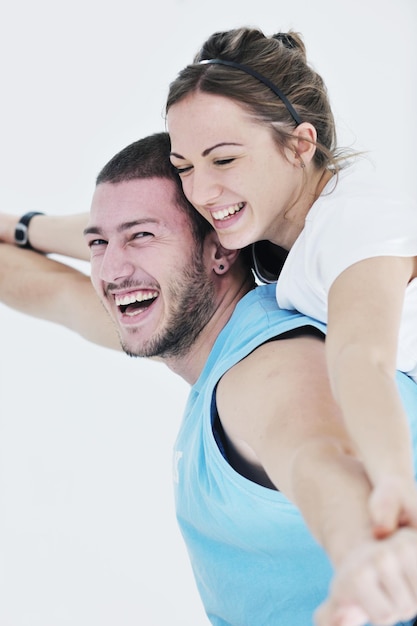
top-left (289, 122), bottom-right (317, 168)
top-left (205, 231), bottom-right (240, 274)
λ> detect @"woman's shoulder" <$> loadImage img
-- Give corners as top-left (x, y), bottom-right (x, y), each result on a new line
top-left (314, 158), bottom-right (416, 221)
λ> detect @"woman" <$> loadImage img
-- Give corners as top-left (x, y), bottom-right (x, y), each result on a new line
top-left (166, 26), bottom-right (417, 541)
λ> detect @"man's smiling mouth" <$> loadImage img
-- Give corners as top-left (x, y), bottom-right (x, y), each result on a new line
top-left (115, 290), bottom-right (158, 316)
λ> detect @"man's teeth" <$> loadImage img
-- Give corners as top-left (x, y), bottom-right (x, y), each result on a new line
top-left (115, 291), bottom-right (158, 307)
top-left (212, 203), bottom-right (244, 221)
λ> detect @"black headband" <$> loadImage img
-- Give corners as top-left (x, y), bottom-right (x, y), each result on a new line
top-left (199, 58), bottom-right (302, 126)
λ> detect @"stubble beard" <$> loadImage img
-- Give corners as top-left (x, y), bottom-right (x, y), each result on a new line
top-left (119, 250), bottom-right (216, 360)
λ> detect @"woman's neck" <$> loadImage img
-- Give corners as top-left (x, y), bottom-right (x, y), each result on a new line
top-left (271, 168), bottom-right (334, 250)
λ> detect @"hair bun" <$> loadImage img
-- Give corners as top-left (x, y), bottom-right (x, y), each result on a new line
top-left (272, 32), bottom-right (297, 49)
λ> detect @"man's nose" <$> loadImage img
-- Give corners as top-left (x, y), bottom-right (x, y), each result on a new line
top-left (99, 243), bottom-right (135, 283)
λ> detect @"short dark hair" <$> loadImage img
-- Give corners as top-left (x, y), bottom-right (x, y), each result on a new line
top-left (96, 132), bottom-right (212, 243)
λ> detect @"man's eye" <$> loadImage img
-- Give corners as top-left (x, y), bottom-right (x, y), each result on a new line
top-left (88, 238), bottom-right (107, 248)
top-left (134, 232), bottom-right (153, 239)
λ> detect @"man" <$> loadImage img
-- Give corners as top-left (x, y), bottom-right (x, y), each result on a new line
top-left (2, 132), bottom-right (417, 626)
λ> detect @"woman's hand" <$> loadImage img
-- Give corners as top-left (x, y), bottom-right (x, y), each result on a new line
top-left (369, 475), bottom-right (417, 539)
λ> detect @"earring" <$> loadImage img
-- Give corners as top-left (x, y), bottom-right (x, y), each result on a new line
top-left (219, 264), bottom-right (225, 271)
top-left (294, 151), bottom-right (306, 169)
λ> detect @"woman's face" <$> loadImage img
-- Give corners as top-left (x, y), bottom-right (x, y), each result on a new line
top-left (167, 91), bottom-right (302, 250)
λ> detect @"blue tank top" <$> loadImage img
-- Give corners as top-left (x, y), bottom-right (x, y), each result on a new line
top-left (173, 284), bottom-right (417, 626)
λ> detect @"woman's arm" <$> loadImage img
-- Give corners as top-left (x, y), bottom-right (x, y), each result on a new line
top-left (327, 255), bottom-right (417, 535)
top-left (0, 211), bottom-right (90, 260)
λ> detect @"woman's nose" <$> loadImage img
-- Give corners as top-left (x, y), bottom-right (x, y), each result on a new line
top-left (185, 168), bottom-right (222, 210)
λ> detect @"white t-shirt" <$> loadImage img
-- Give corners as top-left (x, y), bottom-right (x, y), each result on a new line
top-left (275, 161), bottom-right (417, 381)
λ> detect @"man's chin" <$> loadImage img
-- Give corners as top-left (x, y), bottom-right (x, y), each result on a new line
top-left (119, 334), bottom-right (163, 359)
top-left (120, 342), bottom-right (148, 358)
top-left (116, 323), bottom-right (159, 357)
top-left (116, 330), bottom-right (148, 358)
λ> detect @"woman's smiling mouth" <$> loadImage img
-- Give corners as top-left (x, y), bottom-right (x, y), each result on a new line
top-left (211, 202), bottom-right (245, 221)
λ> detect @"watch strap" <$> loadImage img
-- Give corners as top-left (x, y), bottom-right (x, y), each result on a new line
top-left (14, 211), bottom-right (44, 250)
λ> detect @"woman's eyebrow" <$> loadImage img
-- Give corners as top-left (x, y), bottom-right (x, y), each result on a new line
top-left (170, 142), bottom-right (242, 160)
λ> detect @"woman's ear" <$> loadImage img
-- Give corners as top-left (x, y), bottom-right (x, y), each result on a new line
top-left (290, 122), bottom-right (317, 168)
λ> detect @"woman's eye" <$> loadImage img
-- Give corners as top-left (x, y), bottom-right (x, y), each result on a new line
top-left (174, 165), bottom-right (193, 176)
top-left (215, 157), bottom-right (235, 166)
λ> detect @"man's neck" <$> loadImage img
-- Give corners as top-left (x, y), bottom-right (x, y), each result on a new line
top-left (163, 275), bottom-right (255, 385)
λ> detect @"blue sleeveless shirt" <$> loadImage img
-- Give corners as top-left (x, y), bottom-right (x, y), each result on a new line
top-left (173, 284), bottom-right (417, 626)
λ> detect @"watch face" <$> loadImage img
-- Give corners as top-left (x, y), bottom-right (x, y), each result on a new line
top-left (15, 224), bottom-right (28, 245)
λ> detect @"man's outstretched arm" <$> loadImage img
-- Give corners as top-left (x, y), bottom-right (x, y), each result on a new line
top-left (217, 334), bottom-right (417, 626)
top-left (0, 243), bottom-right (120, 350)
top-left (0, 211), bottom-right (90, 260)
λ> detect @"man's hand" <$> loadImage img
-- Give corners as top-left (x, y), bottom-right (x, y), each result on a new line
top-left (315, 527), bottom-right (417, 626)
top-left (0, 212), bottom-right (18, 244)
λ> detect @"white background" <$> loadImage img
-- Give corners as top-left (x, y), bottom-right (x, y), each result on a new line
top-left (0, 1), bottom-right (416, 624)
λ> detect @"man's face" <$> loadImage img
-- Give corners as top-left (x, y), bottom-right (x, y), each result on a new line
top-left (84, 177), bottom-right (216, 358)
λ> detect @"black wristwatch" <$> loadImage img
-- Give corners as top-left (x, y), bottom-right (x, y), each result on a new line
top-left (14, 211), bottom-right (44, 250)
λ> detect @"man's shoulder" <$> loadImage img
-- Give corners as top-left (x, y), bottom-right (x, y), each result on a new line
top-left (194, 283), bottom-right (327, 408)
top-left (232, 283), bottom-right (307, 325)
top-left (215, 284), bottom-right (326, 364)
top-left (234, 283), bottom-right (280, 314)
